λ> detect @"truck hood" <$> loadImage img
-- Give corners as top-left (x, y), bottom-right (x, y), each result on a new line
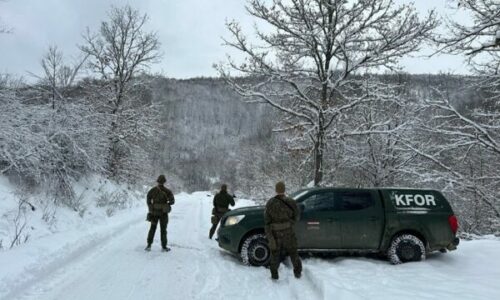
top-left (226, 205), bottom-right (265, 216)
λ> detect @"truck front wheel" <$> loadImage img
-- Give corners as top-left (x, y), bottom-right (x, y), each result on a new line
top-left (240, 233), bottom-right (271, 266)
top-left (388, 234), bottom-right (426, 264)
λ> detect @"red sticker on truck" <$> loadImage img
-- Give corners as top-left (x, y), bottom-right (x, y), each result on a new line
top-left (307, 221), bottom-right (320, 225)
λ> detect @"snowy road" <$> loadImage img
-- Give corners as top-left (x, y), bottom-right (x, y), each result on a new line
top-left (1, 192), bottom-right (499, 300)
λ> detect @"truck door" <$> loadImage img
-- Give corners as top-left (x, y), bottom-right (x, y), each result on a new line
top-left (295, 191), bottom-right (342, 249)
top-left (335, 190), bottom-right (384, 249)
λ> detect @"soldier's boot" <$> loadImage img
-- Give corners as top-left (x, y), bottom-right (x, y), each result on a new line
top-left (145, 244), bottom-right (152, 251)
top-left (162, 246), bottom-right (171, 252)
top-left (289, 247), bottom-right (302, 279)
top-left (209, 225), bottom-right (217, 239)
top-left (271, 270), bottom-right (279, 280)
top-left (293, 259), bottom-right (302, 279)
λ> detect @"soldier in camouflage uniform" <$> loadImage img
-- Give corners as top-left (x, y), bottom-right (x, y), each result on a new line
top-left (209, 184), bottom-right (235, 239)
top-left (264, 181), bottom-right (302, 280)
top-left (145, 175), bottom-right (175, 251)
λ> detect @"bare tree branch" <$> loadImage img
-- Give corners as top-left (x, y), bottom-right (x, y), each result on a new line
top-left (79, 5), bottom-right (162, 180)
top-left (217, 0), bottom-right (437, 185)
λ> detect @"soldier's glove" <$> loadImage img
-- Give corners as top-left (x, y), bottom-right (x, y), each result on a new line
top-left (267, 237), bottom-right (277, 251)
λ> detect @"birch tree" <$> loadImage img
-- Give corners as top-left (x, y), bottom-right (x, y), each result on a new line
top-left (80, 5), bottom-right (162, 180)
top-left (217, 0), bottom-right (437, 185)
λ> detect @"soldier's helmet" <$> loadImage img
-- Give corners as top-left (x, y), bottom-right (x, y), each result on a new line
top-left (221, 184), bottom-right (228, 191)
top-left (275, 181), bottom-right (286, 194)
top-left (157, 175), bottom-right (167, 184)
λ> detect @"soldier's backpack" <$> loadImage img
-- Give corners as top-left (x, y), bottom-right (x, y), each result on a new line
top-left (152, 187), bottom-right (171, 213)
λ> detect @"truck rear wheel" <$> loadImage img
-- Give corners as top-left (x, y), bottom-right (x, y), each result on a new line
top-left (240, 233), bottom-right (270, 266)
top-left (388, 234), bottom-right (426, 264)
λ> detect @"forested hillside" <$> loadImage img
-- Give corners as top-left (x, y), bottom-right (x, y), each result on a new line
top-left (146, 74), bottom-right (498, 234)
top-left (1, 72), bottom-right (498, 237)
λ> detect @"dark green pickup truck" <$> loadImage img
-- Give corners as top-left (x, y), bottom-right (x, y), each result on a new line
top-left (217, 187), bottom-right (459, 265)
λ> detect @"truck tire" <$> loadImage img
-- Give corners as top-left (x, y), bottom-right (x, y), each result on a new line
top-left (388, 234), bottom-right (426, 264)
top-left (240, 233), bottom-right (271, 266)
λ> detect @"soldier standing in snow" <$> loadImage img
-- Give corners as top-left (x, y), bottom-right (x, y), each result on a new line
top-left (264, 181), bottom-right (302, 280)
top-left (145, 175), bottom-right (175, 251)
top-left (209, 184), bottom-right (235, 239)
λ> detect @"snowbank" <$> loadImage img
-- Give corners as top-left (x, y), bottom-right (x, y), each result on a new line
top-left (0, 175), bottom-right (144, 250)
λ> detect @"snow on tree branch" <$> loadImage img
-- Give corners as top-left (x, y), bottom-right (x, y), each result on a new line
top-left (217, 0), bottom-right (437, 186)
top-left (79, 5), bottom-right (162, 181)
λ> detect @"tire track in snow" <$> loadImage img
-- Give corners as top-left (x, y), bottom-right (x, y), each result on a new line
top-left (191, 193), bottom-right (254, 300)
top-left (1, 193), bottom-right (410, 300)
top-left (20, 215), bottom-right (199, 300)
top-left (280, 264), bottom-right (324, 300)
top-left (24, 224), bottom-right (148, 300)
top-left (0, 213), bottom-right (143, 300)
top-left (123, 260), bottom-right (148, 300)
top-left (192, 193), bottom-right (214, 299)
top-left (301, 258), bottom-right (371, 300)
top-left (192, 194), bottom-right (320, 300)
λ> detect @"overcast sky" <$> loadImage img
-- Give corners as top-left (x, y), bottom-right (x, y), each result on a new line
top-left (0, 0), bottom-right (470, 79)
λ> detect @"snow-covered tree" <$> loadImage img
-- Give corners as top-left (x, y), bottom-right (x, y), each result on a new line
top-left (31, 45), bottom-right (87, 109)
top-left (436, 0), bottom-right (500, 98)
top-left (403, 0), bottom-right (500, 230)
top-left (217, 0), bottom-right (437, 186)
top-left (79, 5), bottom-right (162, 181)
top-left (331, 78), bottom-right (417, 187)
top-left (404, 89), bottom-right (500, 220)
top-left (0, 80), bottom-right (108, 208)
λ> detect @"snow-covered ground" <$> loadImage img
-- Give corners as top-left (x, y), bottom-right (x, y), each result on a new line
top-left (0, 175), bottom-right (144, 251)
top-left (0, 191), bottom-right (499, 300)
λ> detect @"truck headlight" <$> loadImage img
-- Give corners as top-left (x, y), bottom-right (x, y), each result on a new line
top-left (224, 215), bottom-right (245, 226)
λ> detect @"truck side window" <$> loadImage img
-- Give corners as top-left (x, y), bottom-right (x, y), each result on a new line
top-left (339, 192), bottom-right (374, 211)
top-left (303, 192), bottom-right (335, 211)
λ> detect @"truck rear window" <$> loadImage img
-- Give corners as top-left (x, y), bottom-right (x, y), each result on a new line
top-left (337, 191), bottom-right (374, 211)
top-left (303, 192), bottom-right (335, 211)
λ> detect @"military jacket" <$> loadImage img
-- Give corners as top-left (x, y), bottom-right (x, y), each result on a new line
top-left (264, 195), bottom-right (299, 236)
top-left (147, 185), bottom-right (175, 215)
top-left (213, 191), bottom-right (235, 213)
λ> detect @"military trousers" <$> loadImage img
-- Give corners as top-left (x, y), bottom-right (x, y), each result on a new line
top-left (147, 214), bottom-right (169, 247)
top-left (209, 211), bottom-right (225, 239)
top-left (269, 228), bottom-right (302, 276)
